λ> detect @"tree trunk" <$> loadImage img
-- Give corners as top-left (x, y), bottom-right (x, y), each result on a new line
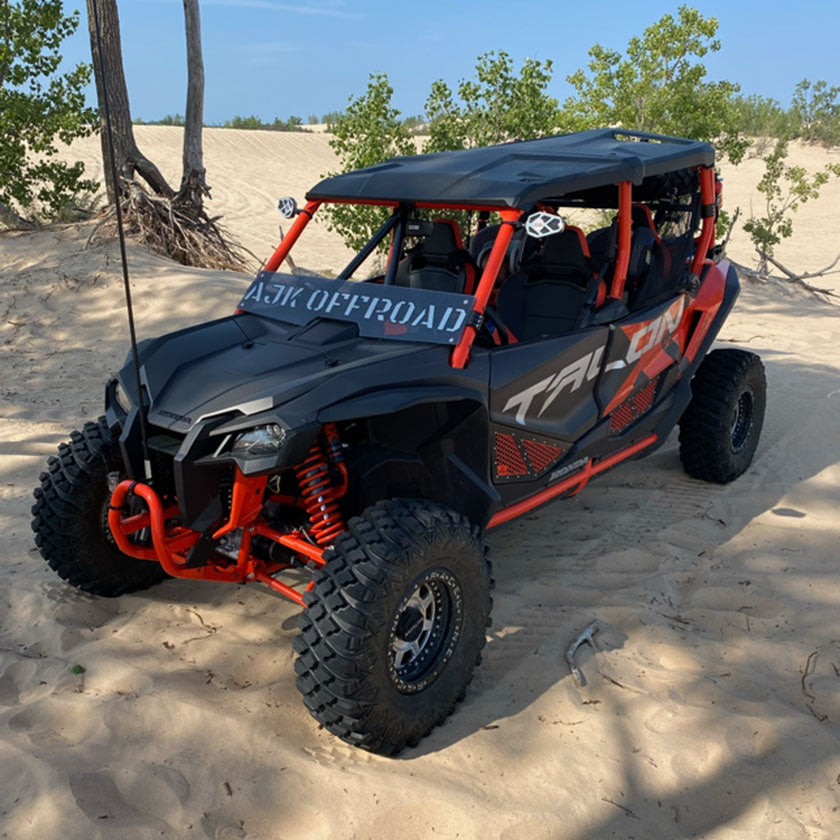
top-left (178, 0), bottom-right (207, 208)
top-left (86, 0), bottom-right (173, 202)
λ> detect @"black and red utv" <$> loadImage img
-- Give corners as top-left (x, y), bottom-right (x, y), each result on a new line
top-left (33, 128), bottom-right (765, 754)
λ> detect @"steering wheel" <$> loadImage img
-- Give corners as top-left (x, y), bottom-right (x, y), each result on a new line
top-left (480, 306), bottom-right (510, 346)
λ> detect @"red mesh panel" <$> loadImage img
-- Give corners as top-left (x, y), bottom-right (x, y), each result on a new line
top-left (495, 433), bottom-right (528, 476)
top-left (610, 401), bottom-right (635, 432)
top-left (522, 439), bottom-right (564, 473)
top-left (633, 379), bottom-right (657, 414)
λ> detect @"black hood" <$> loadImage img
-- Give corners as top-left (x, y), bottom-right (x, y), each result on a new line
top-left (120, 313), bottom-right (440, 435)
top-left (119, 313), bottom-right (483, 434)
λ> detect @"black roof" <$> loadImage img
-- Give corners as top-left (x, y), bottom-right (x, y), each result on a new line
top-left (307, 128), bottom-right (715, 209)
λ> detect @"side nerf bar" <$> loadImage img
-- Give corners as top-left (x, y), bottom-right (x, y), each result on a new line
top-left (487, 433), bottom-right (658, 528)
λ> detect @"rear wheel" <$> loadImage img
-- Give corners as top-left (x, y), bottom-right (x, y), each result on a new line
top-left (679, 349), bottom-right (766, 483)
top-left (31, 417), bottom-right (167, 596)
top-left (294, 498), bottom-right (492, 755)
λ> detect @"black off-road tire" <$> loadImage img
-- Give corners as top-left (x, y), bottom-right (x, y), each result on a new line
top-left (679, 349), bottom-right (766, 483)
top-left (294, 498), bottom-right (492, 755)
top-left (31, 417), bottom-right (167, 596)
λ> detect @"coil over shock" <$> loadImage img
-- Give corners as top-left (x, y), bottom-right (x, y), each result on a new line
top-left (294, 423), bottom-right (348, 546)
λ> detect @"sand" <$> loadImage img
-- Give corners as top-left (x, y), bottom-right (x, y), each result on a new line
top-left (1, 127), bottom-right (839, 840)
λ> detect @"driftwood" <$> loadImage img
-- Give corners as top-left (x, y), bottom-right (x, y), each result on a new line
top-left (732, 254), bottom-right (839, 300)
top-left (762, 251), bottom-right (840, 297)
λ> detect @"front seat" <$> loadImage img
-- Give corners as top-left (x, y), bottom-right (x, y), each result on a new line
top-left (496, 227), bottom-right (599, 341)
top-left (394, 219), bottom-right (476, 294)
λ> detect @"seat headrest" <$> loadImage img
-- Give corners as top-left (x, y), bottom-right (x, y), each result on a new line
top-left (631, 204), bottom-right (659, 240)
top-left (413, 219), bottom-right (462, 258)
top-left (533, 228), bottom-right (589, 272)
top-left (469, 225), bottom-right (499, 263)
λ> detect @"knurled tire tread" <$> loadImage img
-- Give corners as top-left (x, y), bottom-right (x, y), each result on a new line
top-left (294, 498), bottom-right (492, 755)
top-left (679, 349), bottom-right (766, 484)
top-left (31, 416), bottom-right (167, 596)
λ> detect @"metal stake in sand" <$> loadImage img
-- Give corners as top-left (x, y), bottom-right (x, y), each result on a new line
top-left (90, 0), bottom-right (151, 480)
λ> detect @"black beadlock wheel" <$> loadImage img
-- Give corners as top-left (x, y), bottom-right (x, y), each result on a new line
top-left (31, 417), bottom-right (167, 596)
top-left (294, 498), bottom-right (492, 755)
top-left (679, 349), bottom-right (766, 484)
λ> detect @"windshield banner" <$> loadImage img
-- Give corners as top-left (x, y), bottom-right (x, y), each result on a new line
top-left (238, 272), bottom-right (476, 345)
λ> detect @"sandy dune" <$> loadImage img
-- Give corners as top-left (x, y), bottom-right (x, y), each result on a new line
top-left (1, 129), bottom-right (839, 839)
top-left (59, 127), bottom-right (840, 286)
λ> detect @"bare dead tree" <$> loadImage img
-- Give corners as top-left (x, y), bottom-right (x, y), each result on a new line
top-left (86, 0), bottom-right (249, 270)
top-left (178, 0), bottom-right (207, 208)
top-left (86, 0), bottom-right (173, 201)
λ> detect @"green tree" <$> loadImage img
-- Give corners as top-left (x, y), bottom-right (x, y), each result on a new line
top-left (424, 50), bottom-right (558, 153)
top-left (0, 0), bottom-right (97, 224)
top-left (322, 72), bottom-right (415, 252)
top-left (321, 110), bottom-right (343, 128)
top-left (743, 137), bottom-right (840, 274)
top-left (565, 5), bottom-right (748, 164)
top-left (731, 94), bottom-right (792, 141)
top-left (790, 79), bottom-right (840, 146)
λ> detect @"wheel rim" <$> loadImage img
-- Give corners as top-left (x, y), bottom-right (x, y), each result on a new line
top-left (730, 387), bottom-right (755, 452)
top-left (387, 569), bottom-right (463, 694)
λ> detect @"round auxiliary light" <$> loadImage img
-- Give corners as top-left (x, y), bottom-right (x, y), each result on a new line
top-left (525, 211), bottom-right (566, 239)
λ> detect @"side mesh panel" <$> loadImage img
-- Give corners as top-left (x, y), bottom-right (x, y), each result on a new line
top-left (610, 375), bottom-right (661, 434)
top-left (522, 439), bottom-right (564, 473)
top-left (495, 432), bottom-right (528, 477)
top-left (609, 402), bottom-right (636, 433)
top-left (633, 379), bottom-right (657, 414)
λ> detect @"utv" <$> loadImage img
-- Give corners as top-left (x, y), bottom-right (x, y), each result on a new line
top-left (32, 128), bottom-right (765, 754)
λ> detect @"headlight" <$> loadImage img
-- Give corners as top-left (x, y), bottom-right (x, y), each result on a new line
top-left (231, 424), bottom-right (287, 456)
top-left (115, 381), bottom-right (132, 412)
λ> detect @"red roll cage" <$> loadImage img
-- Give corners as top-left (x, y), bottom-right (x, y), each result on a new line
top-left (262, 167), bottom-right (717, 369)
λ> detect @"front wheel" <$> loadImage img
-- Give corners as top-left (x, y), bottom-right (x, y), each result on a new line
top-left (679, 348), bottom-right (766, 483)
top-left (294, 499), bottom-right (492, 755)
top-left (31, 417), bottom-right (167, 596)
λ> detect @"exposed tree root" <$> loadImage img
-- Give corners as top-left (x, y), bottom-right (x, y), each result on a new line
top-left (86, 179), bottom-right (257, 272)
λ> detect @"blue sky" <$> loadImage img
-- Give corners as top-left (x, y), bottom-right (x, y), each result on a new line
top-left (62, 0), bottom-right (839, 124)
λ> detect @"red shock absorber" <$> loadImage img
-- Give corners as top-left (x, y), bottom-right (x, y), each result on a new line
top-left (294, 423), bottom-right (348, 546)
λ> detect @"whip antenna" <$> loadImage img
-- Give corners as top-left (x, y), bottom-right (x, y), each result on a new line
top-left (90, 0), bottom-right (151, 480)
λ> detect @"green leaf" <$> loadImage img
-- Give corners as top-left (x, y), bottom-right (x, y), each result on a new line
top-left (0, 0), bottom-right (98, 223)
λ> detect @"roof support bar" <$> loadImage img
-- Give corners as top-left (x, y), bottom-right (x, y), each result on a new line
top-left (451, 208), bottom-right (520, 369)
top-left (609, 181), bottom-right (632, 300)
top-left (264, 200), bottom-right (321, 273)
top-left (691, 167), bottom-right (717, 277)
